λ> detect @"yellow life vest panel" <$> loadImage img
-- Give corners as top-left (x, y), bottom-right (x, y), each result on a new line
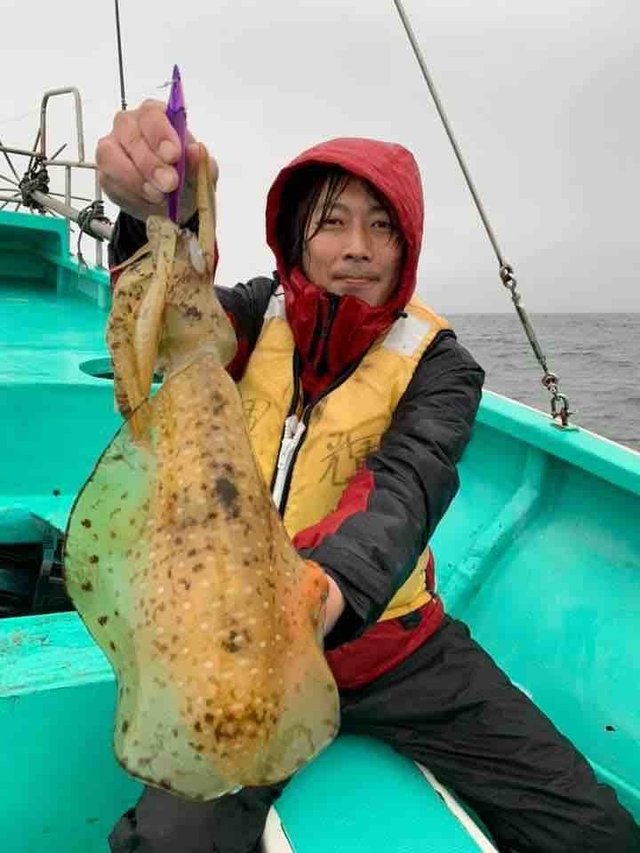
top-left (238, 288), bottom-right (451, 621)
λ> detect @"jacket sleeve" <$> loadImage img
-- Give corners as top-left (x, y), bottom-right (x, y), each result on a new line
top-left (293, 332), bottom-right (485, 647)
top-left (107, 211), bottom-right (148, 267)
top-left (108, 210), bottom-right (196, 267)
top-left (107, 212), bottom-right (274, 376)
top-left (214, 278), bottom-right (276, 379)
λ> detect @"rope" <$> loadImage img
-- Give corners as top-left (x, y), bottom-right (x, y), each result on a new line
top-left (392, 0), bottom-right (572, 426)
top-left (76, 200), bottom-right (112, 268)
top-left (18, 157), bottom-right (49, 212)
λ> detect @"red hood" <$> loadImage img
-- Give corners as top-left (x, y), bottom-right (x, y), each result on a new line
top-left (265, 138), bottom-right (424, 399)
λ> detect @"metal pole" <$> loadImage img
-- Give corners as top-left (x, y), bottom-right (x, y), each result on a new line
top-left (28, 129), bottom-right (41, 172)
top-left (39, 88), bottom-right (86, 163)
top-left (94, 172), bottom-right (105, 267)
top-left (114, 0), bottom-right (128, 111)
top-left (29, 190), bottom-right (113, 242)
top-left (0, 145), bottom-right (44, 159)
top-left (0, 140), bottom-right (20, 182)
top-left (65, 165), bottom-right (71, 208)
top-left (42, 160), bottom-right (96, 170)
top-left (0, 194), bottom-right (21, 210)
top-left (0, 147), bottom-right (94, 169)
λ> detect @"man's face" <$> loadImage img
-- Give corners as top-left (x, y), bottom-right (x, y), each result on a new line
top-left (302, 177), bottom-right (403, 307)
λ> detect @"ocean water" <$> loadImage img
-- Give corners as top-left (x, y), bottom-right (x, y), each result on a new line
top-left (449, 313), bottom-right (639, 452)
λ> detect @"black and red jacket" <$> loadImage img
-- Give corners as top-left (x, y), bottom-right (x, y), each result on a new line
top-left (108, 138), bottom-right (484, 688)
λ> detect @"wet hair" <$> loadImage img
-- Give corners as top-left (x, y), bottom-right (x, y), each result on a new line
top-left (275, 163), bottom-right (404, 273)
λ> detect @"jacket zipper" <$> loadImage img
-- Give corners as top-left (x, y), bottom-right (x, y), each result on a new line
top-left (271, 413), bottom-right (307, 509)
top-left (269, 351), bottom-right (302, 506)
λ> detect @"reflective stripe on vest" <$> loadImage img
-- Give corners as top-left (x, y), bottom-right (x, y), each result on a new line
top-left (238, 289), bottom-right (451, 622)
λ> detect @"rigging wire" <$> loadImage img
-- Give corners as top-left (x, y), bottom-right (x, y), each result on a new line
top-left (391, 0), bottom-right (571, 426)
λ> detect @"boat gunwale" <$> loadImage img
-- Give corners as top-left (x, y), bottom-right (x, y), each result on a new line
top-left (478, 390), bottom-right (640, 497)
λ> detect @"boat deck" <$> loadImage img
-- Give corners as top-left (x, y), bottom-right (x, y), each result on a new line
top-left (0, 225), bottom-right (118, 533)
top-left (0, 280), bottom-right (108, 385)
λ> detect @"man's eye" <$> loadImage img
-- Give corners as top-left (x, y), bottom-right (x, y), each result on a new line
top-left (373, 220), bottom-right (392, 230)
top-left (321, 217), bottom-right (342, 227)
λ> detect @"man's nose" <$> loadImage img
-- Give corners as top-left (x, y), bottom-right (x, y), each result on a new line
top-left (343, 223), bottom-right (372, 260)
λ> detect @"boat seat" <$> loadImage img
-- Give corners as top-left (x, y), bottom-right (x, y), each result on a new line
top-left (261, 735), bottom-right (497, 852)
top-left (0, 495), bottom-right (74, 539)
top-left (0, 503), bottom-right (69, 615)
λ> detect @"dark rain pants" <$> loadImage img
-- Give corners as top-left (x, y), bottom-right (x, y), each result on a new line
top-left (109, 617), bottom-right (640, 853)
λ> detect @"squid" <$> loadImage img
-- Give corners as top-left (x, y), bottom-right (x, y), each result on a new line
top-left (64, 105), bottom-right (339, 800)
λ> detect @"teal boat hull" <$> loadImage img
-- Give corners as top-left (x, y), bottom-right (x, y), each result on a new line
top-left (1, 209), bottom-right (638, 851)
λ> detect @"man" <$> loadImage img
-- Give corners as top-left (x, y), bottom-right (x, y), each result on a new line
top-left (99, 101), bottom-right (639, 852)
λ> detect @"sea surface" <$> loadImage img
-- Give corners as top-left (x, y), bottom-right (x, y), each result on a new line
top-left (448, 313), bottom-right (639, 452)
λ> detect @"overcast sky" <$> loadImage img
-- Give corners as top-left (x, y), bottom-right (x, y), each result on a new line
top-left (1, 0), bottom-right (638, 312)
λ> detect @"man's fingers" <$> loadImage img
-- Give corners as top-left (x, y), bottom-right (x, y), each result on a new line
top-left (96, 135), bottom-right (164, 209)
top-left (112, 110), bottom-right (177, 195)
top-left (139, 100), bottom-right (181, 164)
top-left (96, 135), bottom-right (139, 196)
top-left (100, 176), bottom-right (162, 221)
top-left (96, 101), bottom-right (215, 223)
top-left (100, 173), bottom-right (163, 217)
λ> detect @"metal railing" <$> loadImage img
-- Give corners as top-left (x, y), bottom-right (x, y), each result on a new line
top-left (0, 87), bottom-right (113, 267)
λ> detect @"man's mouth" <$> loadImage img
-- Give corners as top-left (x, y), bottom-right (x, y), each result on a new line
top-left (334, 274), bottom-right (378, 283)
